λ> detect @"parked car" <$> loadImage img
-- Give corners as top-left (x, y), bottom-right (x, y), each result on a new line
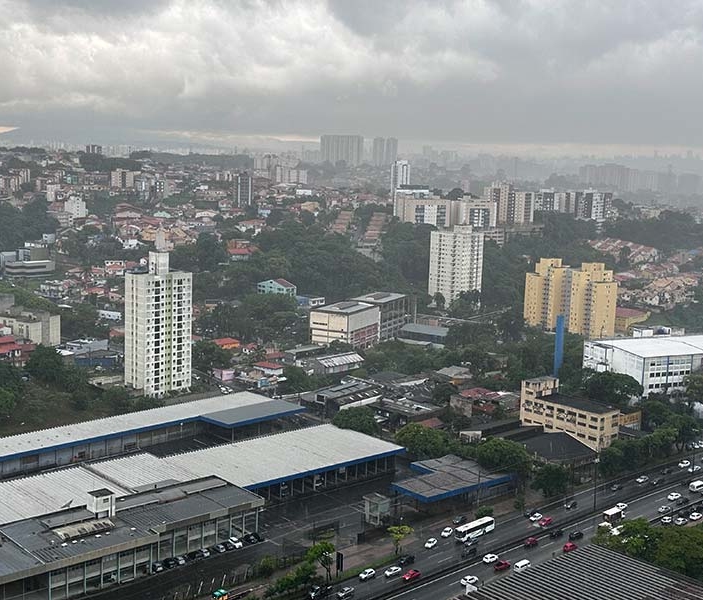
top-left (563, 542), bottom-right (578, 553)
top-left (523, 508), bottom-right (538, 518)
top-left (162, 557), bottom-right (179, 569)
top-left (186, 550), bottom-right (205, 561)
top-left (690, 512), bottom-right (703, 521)
top-left (564, 500), bottom-right (577, 510)
top-left (384, 566), bottom-right (402, 578)
top-left (677, 496), bottom-right (691, 506)
top-left (689, 465), bottom-right (702, 474)
top-left (661, 516), bottom-right (673, 525)
top-left (441, 527), bottom-right (454, 538)
top-left (211, 544), bottom-right (227, 554)
top-left (523, 537), bottom-right (539, 548)
top-left (493, 560), bottom-right (511, 572)
top-left (675, 517), bottom-right (688, 526)
top-left (398, 555), bottom-right (415, 566)
top-left (336, 587), bottom-right (355, 600)
top-left (569, 530), bottom-right (584, 541)
top-left (151, 562), bottom-right (164, 573)
top-left (549, 528), bottom-right (564, 539)
top-left (228, 537), bottom-right (244, 549)
top-left (402, 569), bottom-right (421, 582)
top-left (358, 569), bottom-right (376, 581)
top-left (243, 532), bottom-right (263, 545)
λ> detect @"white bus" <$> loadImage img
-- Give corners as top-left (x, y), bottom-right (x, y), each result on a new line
top-left (454, 516), bottom-right (496, 542)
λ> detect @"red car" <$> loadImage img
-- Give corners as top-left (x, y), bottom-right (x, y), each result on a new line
top-left (402, 569), bottom-right (421, 582)
top-left (523, 536), bottom-right (538, 548)
top-left (538, 516), bottom-right (553, 527)
top-left (493, 560), bottom-right (511, 572)
top-left (563, 542), bottom-right (578, 553)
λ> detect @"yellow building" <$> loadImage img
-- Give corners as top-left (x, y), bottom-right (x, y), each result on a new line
top-left (523, 258), bottom-right (617, 339)
top-left (520, 376), bottom-right (620, 451)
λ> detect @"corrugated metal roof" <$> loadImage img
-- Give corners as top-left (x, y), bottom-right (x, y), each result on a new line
top-left (591, 334), bottom-right (703, 358)
top-left (315, 352), bottom-right (364, 368)
top-left (0, 392), bottom-right (295, 461)
top-left (90, 425), bottom-right (403, 490)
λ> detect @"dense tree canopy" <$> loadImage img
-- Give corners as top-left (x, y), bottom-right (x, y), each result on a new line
top-left (581, 370), bottom-right (644, 408)
top-left (332, 407), bottom-right (379, 436)
top-left (0, 200), bottom-right (58, 251)
top-left (606, 210), bottom-right (703, 253)
top-left (531, 463), bottom-right (570, 498)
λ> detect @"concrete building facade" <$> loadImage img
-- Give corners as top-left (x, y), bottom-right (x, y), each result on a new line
top-left (309, 301), bottom-right (380, 349)
top-left (428, 225), bottom-right (484, 305)
top-left (390, 160), bottom-right (410, 201)
top-left (351, 292), bottom-right (416, 340)
top-left (524, 258), bottom-right (617, 339)
top-left (124, 252), bottom-right (192, 397)
top-left (320, 135), bottom-right (364, 166)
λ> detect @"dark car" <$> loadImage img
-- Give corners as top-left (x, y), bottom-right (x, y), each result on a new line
top-left (222, 540), bottom-right (236, 551)
top-left (452, 515), bottom-right (467, 525)
top-left (564, 500), bottom-right (578, 510)
top-left (677, 496), bottom-right (691, 506)
top-left (524, 537), bottom-right (539, 548)
top-left (651, 478), bottom-right (663, 486)
top-left (336, 587), bottom-right (355, 600)
top-left (493, 560), bottom-right (511, 572)
top-left (523, 508), bottom-right (538, 518)
top-left (151, 561), bottom-right (164, 573)
top-left (464, 538), bottom-right (479, 547)
top-left (243, 532), bottom-right (264, 544)
top-left (309, 585), bottom-right (333, 599)
top-left (398, 555), bottom-right (415, 566)
top-left (549, 528), bottom-right (564, 539)
top-left (610, 483), bottom-right (622, 492)
top-left (163, 557), bottom-right (180, 569)
top-left (186, 549), bottom-right (206, 561)
top-left (569, 530), bottom-right (584, 541)
top-left (461, 546), bottom-right (477, 559)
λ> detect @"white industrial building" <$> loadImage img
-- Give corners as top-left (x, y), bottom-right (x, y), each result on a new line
top-left (583, 334), bottom-right (703, 394)
top-left (309, 301), bottom-right (380, 349)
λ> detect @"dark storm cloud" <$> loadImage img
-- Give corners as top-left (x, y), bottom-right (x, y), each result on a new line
top-left (1, 0), bottom-right (703, 147)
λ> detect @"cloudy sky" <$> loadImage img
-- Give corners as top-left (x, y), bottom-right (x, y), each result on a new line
top-left (1, 0), bottom-right (702, 152)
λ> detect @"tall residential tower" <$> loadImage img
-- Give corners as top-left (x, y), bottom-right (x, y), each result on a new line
top-left (125, 252), bottom-right (192, 397)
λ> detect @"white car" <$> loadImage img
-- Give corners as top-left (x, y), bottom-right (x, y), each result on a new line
top-left (529, 512), bottom-right (543, 522)
top-left (679, 460), bottom-right (691, 469)
top-left (460, 575), bottom-right (479, 586)
top-left (441, 526), bottom-right (453, 538)
top-left (635, 475), bottom-right (649, 484)
top-left (658, 505), bottom-right (671, 514)
top-left (384, 566), bottom-right (402, 578)
top-left (690, 512), bottom-right (703, 521)
top-left (689, 465), bottom-right (701, 474)
top-left (228, 537), bottom-right (243, 549)
top-left (359, 568), bottom-right (376, 581)
top-left (675, 517), bottom-right (688, 526)
top-left (661, 516), bottom-right (673, 525)
top-left (615, 502), bottom-right (628, 511)
top-left (424, 538), bottom-right (438, 549)
top-left (667, 492), bottom-right (682, 502)
top-left (482, 553), bottom-right (499, 564)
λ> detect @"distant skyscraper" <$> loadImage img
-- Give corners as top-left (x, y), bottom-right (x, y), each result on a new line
top-left (85, 144), bottom-right (102, 155)
top-left (428, 225), bottom-right (484, 305)
top-left (235, 172), bottom-right (253, 207)
top-left (390, 160), bottom-right (410, 200)
top-left (372, 138), bottom-right (386, 167)
top-left (384, 138), bottom-right (398, 164)
top-left (320, 135), bottom-right (364, 166)
top-left (125, 252), bottom-right (192, 397)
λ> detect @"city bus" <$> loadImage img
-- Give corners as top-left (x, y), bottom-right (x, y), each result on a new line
top-left (454, 516), bottom-right (496, 542)
top-left (212, 589), bottom-right (252, 600)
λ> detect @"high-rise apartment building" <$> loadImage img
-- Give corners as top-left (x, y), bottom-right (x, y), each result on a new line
top-left (428, 225), bottom-right (484, 305)
top-left (372, 138), bottom-right (386, 167)
top-left (390, 160), bottom-right (410, 201)
top-left (524, 258), bottom-right (617, 339)
top-left (483, 182), bottom-right (534, 225)
top-left (125, 252), bottom-right (192, 397)
top-left (234, 172), bottom-right (253, 207)
top-left (85, 144), bottom-right (102, 155)
top-left (110, 169), bottom-right (136, 190)
top-left (394, 194), bottom-right (496, 229)
top-left (384, 137), bottom-right (398, 165)
top-left (320, 135), bottom-right (364, 166)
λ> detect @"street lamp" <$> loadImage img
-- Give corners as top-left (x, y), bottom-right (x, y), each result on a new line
top-left (592, 454), bottom-right (600, 512)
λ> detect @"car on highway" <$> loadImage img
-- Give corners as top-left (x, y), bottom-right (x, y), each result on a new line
top-left (658, 505), bottom-right (672, 514)
top-left (651, 477), bottom-right (663, 486)
top-left (564, 499), bottom-right (578, 510)
top-left (336, 587), bottom-right (355, 600)
top-left (675, 517), bottom-right (688, 526)
top-left (563, 542), bottom-right (578, 553)
top-left (523, 508), bottom-right (538, 518)
top-left (569, 530), bottom-right (584, 541)
top-left (402, 569), bottom-right (421, 582)
top-left (635, 475), bottom-right (649, 484)
top-left (549, 528), bottom-right (564, 539)
top-left (384, 566), bottom-right (402, 578)
top-left (662, 467), bottom-right (673, 474)
top-left (677, 496), bottom-right (691, 506)
top-left (538, 516), bottom-right (553, 527)
top-left (615, 502), bottom-right (628, 511)
top-left (524, 536), bottom-right (539, 548)
top-left (309, 585), bottom-right (333, 599)
top-left (460, 575), bottom-right (479, 586)
top-left (689, 465), bottom-right (702, 474)
top-left (398, 555), bottom-right (415, 566)
top-left (441, 527), bottom-right (454, 538)
top-left (691, 512), bottom-right (703, 521)
top-left (482, 553), bottom-right (499, 564)
top-left (493, 560), bottom-right (511, 572)
top-left (679, 460), bottom-right (691, 469)
top-left (452, 515), bottom-right (467, 525)
top-left (424, 538), bottom-right (438, 549)
top-left (611, 483), bottom-right (623, 491)
top-left (529, 512), bottom-right (543, 522)
top-left (661, 516), bottom-right (673, 525)
top-left (668, 492), bottom-right (682, 501)
top-left (358, 569), bottom-right (376, 581)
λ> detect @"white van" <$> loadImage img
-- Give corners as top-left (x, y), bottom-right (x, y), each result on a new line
top-left (689, 480), bottom-right (703, 493)
top-left (514, 559), bottom-right (531, 573)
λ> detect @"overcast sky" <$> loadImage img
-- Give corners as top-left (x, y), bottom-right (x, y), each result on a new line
top-left (1, 0), bottom-right (703, 152)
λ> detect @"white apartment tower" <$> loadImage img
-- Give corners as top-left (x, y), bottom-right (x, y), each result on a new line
top-left (428, 225), bottom-right (485, 305)
top-left (390, 160), bottom-right (411, 204)
top-left (125, 252), bottom-right (192, 397)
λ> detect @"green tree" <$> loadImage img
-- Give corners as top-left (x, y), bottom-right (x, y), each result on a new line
top-left (684, 372), bottom-right (703, 403)
top-left (666, 414), bottom-right (699, 452)
top-left (475, 505), bottom-right (494, 519)
top-left (395, 423), bottom-right (453, 459)
top-left (305, 542), bottom-right (335, 582)
top-left (531, 463), bottom-right (570, 498)
top-left (474, 438), bottom-right (532, 478)
top-left (25, 345), bottom-right (65, 385)
top-left (582, 370), bottom-right (643, 408)
top-left (432, 381), bottom-right (456, 404)
top-left (332, 407), bottom-right (379, 436)
top-left (192, 341), bottom-right (232, 374)
top-left (0, 388), bottom-right (17, 416)
top-left (387, 524), bottom-right (414, 555)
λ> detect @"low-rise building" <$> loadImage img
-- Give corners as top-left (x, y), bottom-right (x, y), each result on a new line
top-left (257, 278), bottom-right (297, 296)
top-left (0, 306), bottom-right (61, 346)
top-left (351, 292), bottom-right (416, 340)
top-left (309, 301), bottom-right (380, 349)
top-left (308, 351), bottom-right (364, 375)
top-left (397, 323), bottom-right (448, 347)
